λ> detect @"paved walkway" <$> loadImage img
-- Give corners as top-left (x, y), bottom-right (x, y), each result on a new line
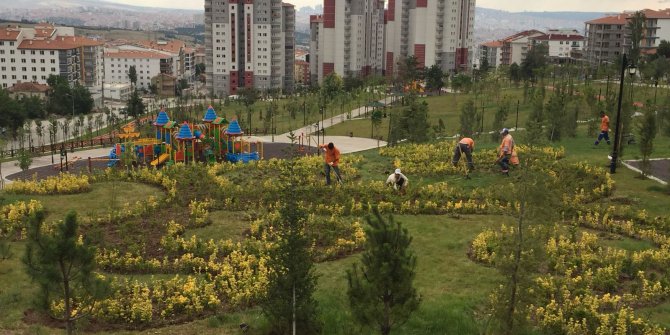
top-left (1, 97), bottom-right (394, 185)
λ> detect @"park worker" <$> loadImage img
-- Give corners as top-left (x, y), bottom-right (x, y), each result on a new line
top-left (495, 128), bottom-right (518, 176)
top-left (594, 111), bottom-right (611, 145)
top-left (386, 168), bottom-right (409, 194)
top-left (320, 142), bottom-right (342, 185)
top-left (452, 136), bottom-right (475, 171)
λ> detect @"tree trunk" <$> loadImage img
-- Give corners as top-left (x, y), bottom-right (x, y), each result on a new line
top-left (60, 260), bottom-right (74, 335)
top-left (504, 201), bottom-right (525, 335)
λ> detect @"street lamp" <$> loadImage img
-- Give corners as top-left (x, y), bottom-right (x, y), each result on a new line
top-left (611, 54), bottom-right (635, 173)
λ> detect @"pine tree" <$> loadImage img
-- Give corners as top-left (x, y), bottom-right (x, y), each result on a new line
top-left (460, 99), bottom-right (478, 138)
top-left (491, 98), bottom-right (510, 142)
top-left (347, 209), bottom-right (421, 335)
top-left (525, 91), bottom-right (546, 145)
top-left (23, 211), bottom-right (109, 335)
top-left (262, 137), bottom-right (320, 334)
top-left (491, 167), bottom-right (557, 335)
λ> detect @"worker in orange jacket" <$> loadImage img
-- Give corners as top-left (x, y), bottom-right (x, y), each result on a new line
top-left (594, 111), bottom-right (611, 145)
top-left (452, 136), bottom-right (475, 171)
top-left (320, 142), bottom-right (342, 185)
top-left (496, 128), bottom-right (518, 175)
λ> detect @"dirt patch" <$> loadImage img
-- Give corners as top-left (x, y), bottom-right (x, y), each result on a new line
top-left (624, 159), bottom-right (670, 183)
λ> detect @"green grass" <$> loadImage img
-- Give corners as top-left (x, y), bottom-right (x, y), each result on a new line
top-left (314, 214), bottom-right (504, 335)
top-left (185, 210), bottom-right (249, 242)
top-left (1, 181), bottom-right (163, 223)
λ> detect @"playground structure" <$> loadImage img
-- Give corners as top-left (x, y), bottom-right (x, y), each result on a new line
top-left (109, 105), bottom-right (264, 167)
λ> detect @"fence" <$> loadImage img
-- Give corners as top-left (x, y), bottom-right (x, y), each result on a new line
top-left (0, 136), bottom-right (117, 159)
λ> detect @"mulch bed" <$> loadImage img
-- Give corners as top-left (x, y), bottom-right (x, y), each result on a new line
top-left (625, 159), bottom-right (670, 183)
top-left (7, 143), bottom-right (318, 181)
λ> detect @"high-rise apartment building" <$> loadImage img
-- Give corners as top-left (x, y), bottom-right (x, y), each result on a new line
top-left (384, 0), bottom-right (475, 77)
top-left (309, 0), bottom-right (385, 84)
top-left (0, 24), bottom-right (103, 89)
top-left (204, 0), bottom-right (295, 97)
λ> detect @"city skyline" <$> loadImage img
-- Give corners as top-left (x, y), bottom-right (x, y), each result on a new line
top-left (105, 0), bottom-right (664, 12)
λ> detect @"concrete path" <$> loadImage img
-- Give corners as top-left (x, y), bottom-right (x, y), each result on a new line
top-left (1, 97), bottom-right (395, 185)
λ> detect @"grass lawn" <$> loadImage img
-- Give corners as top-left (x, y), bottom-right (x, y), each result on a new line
top-left (185, 210), bottom-right (249, 242)
top-left (1, 181), bottom-right (163, 223)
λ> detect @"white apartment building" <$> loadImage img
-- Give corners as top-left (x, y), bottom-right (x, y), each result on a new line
top-left (104, 50), bottom-right (173, 89)
top-left (309, 0), bottom-right (385, 84)
top-left (530, 31), bottom-right (584, 61)
top-left (103, 82), bottom-right (132, 100)
top-left (204, 0), bottom-right (295, 97)
top-left (384, 0), bottom-right (475, 76)
top-left (0, 24), bottom-right (103, 89)
top-left (499, 30), bottom-right (545, 66)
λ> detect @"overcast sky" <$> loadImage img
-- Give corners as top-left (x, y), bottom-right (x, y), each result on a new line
top-left (109, 0), bottom-right (669, 12)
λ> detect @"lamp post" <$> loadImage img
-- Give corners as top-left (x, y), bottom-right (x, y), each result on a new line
top-left (611, 54), bottom-right (635, 173)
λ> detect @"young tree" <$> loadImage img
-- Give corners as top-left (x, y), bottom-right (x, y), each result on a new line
top-left (509, 63), bottom-right (522, 87)
top-left (525, 91), bottom-right (546, 145)
top-left (23, 211), bottom-right (110, 335)
top-left (238, 87), bottom-right (260, 132)
top-left (460, 99), bottom-right (478, 138)
top-left (16, 149), bottom-right (32, 171)
top-left (491, 98), bottom-right (510, 142)
top-left (126, 89), bottom-right (145, 119)
top-left (545, 88), bottom-right (567, 141)
top-left (262, 137), bottom-right (320, 334)
top-left (128, 65), bottom-right (138, 88)
top-left (491, 168), bottom-right (557, 335)
top-left (424, 64), bottom-right (445, 94)
top-left (347, 209), bottom-right (420, 335)
top-left (627, 11), bottom-right (646, 65)
top-left (638, 102), bottom-right (658, 176)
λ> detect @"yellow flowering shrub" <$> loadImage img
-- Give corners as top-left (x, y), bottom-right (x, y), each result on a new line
top-left (6, 173), bottom-right (90, 195)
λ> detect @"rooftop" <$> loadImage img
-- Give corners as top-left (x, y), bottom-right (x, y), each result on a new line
top-left (105, 50), bottom-right (171, 59)
top-left (0, 26), bottom-right (21, 41)
top-left (8, 81), bottom-right (49, 93)
top-left (531, 34), bottom-right (585, 41)
top-left (481, 40), bottom-right (503, 48)
top-left (586, 14), bottom-right (630, 25)
top-left (18, 36), bottom-right (103, 50)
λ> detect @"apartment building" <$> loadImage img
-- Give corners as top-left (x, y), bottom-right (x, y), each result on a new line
top-left (0, 24), bottom-right (103, 89)
top-left (309, 0), bottom-right (385, 84)
top-left (499, 30), bottom-right (545, 66)
top-left (111, 39), bottom-right (195, 82)
top-left (204, 0), bottom-right (295, 97)
top-left (585, 9), bottom-right (670, 65)
top-left (104, 49), bottom-right (174, 89)
top-left (478, 40), bottom-right (502, 68)
top-left (529, 30), bottom-right (584, 62)
top-left (584, 15), bottom-right (629, 65)
top-left (384, 0), bottom-right (475, 76)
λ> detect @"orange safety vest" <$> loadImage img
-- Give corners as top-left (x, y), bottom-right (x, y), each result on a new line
top-left (320, 144), bottom-right (341, 166)
top-left (500, 134), bottom-right (519, 165)
top-left (600, 115), bottom-right (610, 132)
top-left (459, 137), bottom-right (475, 151)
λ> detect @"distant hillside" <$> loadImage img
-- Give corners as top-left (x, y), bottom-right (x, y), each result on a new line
top-left (475, 7), bottom-right (605, 44)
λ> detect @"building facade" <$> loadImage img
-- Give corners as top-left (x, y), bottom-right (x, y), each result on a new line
top-left (479, 40), bottom-right (502, 68)
top-left (584, 15), bottom-right (629, 65)
top-left (499, 30), bottom-right (545, 66)
top-left (530, 33), bottom-right (584, 62)
top-left (384, 0), bottom-right (475, 77)
top-left (0, 24), bottom-right (103, 89)
top-left (309, 0), bottom-right (385, 84)
top-left (104, 49), bottom-right (173, 90)
top-left (204, 0), bottom-right (295, 97)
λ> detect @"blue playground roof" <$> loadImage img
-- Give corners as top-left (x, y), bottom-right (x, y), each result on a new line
top-left (225, 119), bottom-right (243, 135)
top-left (203, 105), bottom-right (217, 122)
top-left (175, 122), bottom-right (195, 140)
top-left (154, 110), bottom-right (170, 126)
